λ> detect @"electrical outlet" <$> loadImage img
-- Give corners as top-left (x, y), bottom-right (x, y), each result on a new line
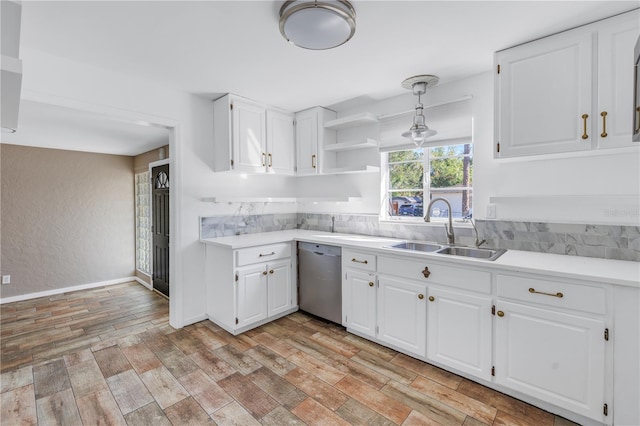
top-left (486, 204), bottom-right (497, 219)
top-left (2, 275), bottom-right (10, 285)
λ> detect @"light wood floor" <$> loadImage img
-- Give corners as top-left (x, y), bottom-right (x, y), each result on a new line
top-left (0, 282), bottom-right (579, 425)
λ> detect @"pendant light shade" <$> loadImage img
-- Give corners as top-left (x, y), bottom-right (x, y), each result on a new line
top-left (401, 75), bottom-right (439, 147)
top-left (279, 1), bottom-right (356, 50)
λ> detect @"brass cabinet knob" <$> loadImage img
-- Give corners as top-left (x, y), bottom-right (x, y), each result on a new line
top-left (422, 267), bottom-right (431, 279)
top-left (269, 269), bottom-right (274, 274)
top-left (428, 296), bottom-right (435, 302)
top-left (262, 271), bottom-right (268, 276)
top-left (497, 311), bottom-right (505, 317)
top-left (418, 294), bottom-right (424, 300)
top-left (368, 282), bottom-right (374, 287)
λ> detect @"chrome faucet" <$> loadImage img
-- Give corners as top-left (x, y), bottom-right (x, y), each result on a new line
top-left (424, 197), bottom-right (455, 245)
top-left (468, 218), bottom-right (487, 248)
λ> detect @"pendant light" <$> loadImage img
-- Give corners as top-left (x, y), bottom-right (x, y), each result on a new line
top-left (279, 1), bottom-right (356, 50)
top-left (401, 75), bottom-right (439, 147)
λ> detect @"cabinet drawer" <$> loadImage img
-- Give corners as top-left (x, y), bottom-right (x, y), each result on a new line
top-left (343, 249), bottom-right (376, 272)
top-left (236, 243), bottom-right (291, 267)
top-left (378, 256), bottom-right (491, 294)
top-left (496, 274), bottom-right (606, 315)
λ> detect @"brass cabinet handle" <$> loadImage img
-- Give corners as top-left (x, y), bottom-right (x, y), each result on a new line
top-left (259, 252), bottom-right (276, 257)
top-left (269, 269), bottom-right (274, 274)
top-left (262, 271), bottom-right (268, 276)
top-left (422, 267), bottom-right (431, 279)
top-left (418, 294), bottom-right (424, 300)
top-left (428, 296), bottom-right (435, 302)
top-left (368, 282), bottom-right (374, 287)
top-left (600, 111), bottom-right (608, 138)
top-left (351, 258), bottom-right (368, 264)
top-left (262, 152), bottom-right (267, 167)
top-left (497, 310), bottom-right (505, 317)
top-left (268, 153), bottom-right (273, 168)
top-left (581, 114), bottom-right (589, 140)
top-left (635, 107), bottom-right (640, 133)
top-left (312, 154), bottom-right (317, 169)
top-left (529, 287), bottom-right (564, 298)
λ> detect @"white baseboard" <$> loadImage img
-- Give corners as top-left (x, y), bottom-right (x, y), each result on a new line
top-left (135, 277), bottom-right (153, 290)
top-left (182, 313), bottom-right (208, 327)
top-left (0, 277), bottom-right (144, 304)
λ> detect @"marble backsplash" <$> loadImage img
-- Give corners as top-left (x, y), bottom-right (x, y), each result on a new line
top-left (201, 212), bottom-right (639, 261)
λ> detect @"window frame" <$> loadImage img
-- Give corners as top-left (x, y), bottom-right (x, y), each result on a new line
top-left (381, 142), bottom-right (474, 223)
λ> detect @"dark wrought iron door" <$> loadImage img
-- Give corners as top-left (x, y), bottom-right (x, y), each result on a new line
top-left (152, 164), bottom-right (170, 297)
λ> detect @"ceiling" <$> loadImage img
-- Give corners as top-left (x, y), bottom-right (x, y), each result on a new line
top-left (3, 100), bottom-right (170, 156)
top-left (5, 0), bottom-right (638, 155)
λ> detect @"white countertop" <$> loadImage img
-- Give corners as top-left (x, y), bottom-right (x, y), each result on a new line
top-left (201, 230), bottom-right (640, 288)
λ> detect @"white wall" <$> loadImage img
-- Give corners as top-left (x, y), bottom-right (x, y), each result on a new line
top-left (298, 71), bottom-right (640, 226)
top-left (17, 47), bottom-right (299, 327)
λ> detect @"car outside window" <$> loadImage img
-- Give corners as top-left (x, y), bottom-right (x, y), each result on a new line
top-left (384, 143), bottom-right (473, 221)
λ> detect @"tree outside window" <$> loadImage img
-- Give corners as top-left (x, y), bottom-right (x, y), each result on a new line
top-left (385, 143), bottom-right (472, 220)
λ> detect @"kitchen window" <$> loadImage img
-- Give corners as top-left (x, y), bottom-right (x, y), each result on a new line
top-left (383, 142), bottom-right (473, 221)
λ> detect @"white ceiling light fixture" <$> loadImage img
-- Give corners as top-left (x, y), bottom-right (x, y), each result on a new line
top-left (401, 75), bottom-right (439, 147)
top-left (279, 0), bottom-right (356, 50)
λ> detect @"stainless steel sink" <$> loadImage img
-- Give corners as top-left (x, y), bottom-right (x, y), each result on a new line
top-left (386, 242), bottom-right (443, 252)
top-left (436, 246), bottom-right (506, 261)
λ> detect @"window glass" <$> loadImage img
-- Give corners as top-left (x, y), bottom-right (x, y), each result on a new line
top-left (385, 143), bottom-right (473, 220)
top-left (135, 172), bottom-right (151, 274)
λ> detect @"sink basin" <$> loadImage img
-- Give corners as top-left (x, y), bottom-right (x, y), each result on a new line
top-left (386, 242), bottom-right (443, 252)
top-left (436, 246), bottom-right (506, 261)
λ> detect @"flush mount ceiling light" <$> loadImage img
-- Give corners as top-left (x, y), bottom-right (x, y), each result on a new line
top-left (279, 0), bottom-right (356, 50)
top-left (401, 75), bottom-right (439, 147)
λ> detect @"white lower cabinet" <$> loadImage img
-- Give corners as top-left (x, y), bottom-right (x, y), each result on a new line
top-left (205, 242), bottom-right (296, 335)
top-left (267, 259), bottom-right (293, 317)
top-left (495, 301), bottom-right (606, 422)
top-left (377, 276), bottom-right (426, 356)
top-left (236, 264), bottom-right (269, 328)
top-left (426, 286), bottom-right (492, 381)
top-left (495, 273), bottom-right (609, 424)
top-left (343, 269), bottom-right (377, 338)
top-left (236, 258), bottom-right (292, 328)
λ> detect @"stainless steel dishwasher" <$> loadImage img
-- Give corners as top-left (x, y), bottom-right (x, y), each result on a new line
top-left (297, 242), bottom-right (342, 324)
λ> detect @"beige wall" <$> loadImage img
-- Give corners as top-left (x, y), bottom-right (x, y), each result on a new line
top-left (134, 144), bottom-right (169, 173)
top-left (1, 144), bottom-right (135, 298)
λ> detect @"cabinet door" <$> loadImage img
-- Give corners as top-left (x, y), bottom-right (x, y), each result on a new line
top-left (266, 109), bottom-right (295, 175)
top-left (236, 264), bottom-right (268, 328)
top-left (295, 109), bottom-right (319, 175)
top-left (232, 98), bottom-right (266, 173)
top-left (377, 276), bottom-right (426, 356)
top-left (267, 259), bottom-right (292, 317)
top-left (344, 269), bottom-right (376, 337)
top-left (495, 301), bottom-right (606, 422)
top-left (496, 29), bottom-right (593, 157)
top-left (597, 12), bottom-right (640, 148)
top-left (427, 287), bottom-right (492, 380)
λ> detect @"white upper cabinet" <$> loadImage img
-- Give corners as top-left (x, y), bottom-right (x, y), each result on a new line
top-left (295, 107), bottom-right (337, 175)
top-left (266, 109), bottom-right (295, 175)
top-left (232, 98), bottom-right (267, 173)
top-left (213, 94), bottom-right (294, 174)
top-left (596, 12), bottom-right (640, 148)
top-left (495, 10), bottom-right (639, 158)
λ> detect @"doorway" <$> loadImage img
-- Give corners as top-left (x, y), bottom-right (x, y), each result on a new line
top-left (151, 163), bottom-right (170, 297)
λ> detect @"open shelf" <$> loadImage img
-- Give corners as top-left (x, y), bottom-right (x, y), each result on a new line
top-left (324, 138), bottom-right (378, 152)
top-left (324, 112), bottom-right (378, 130)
